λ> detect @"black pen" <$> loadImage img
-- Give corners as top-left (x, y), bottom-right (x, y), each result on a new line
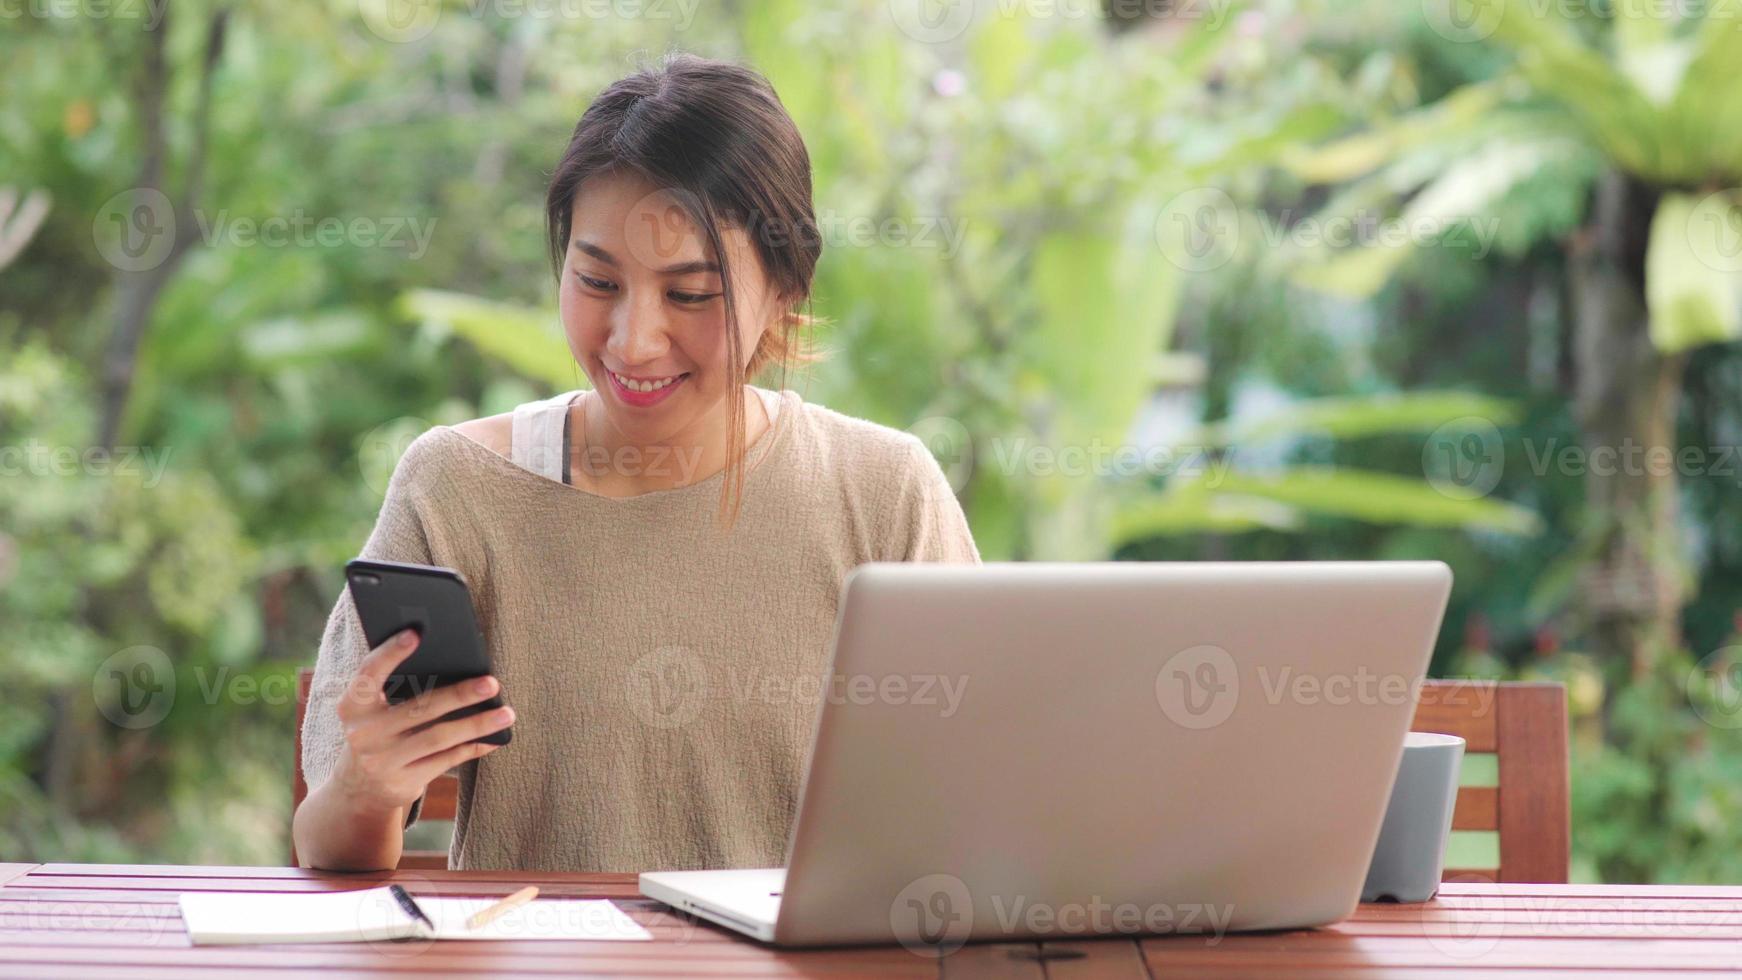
top-left (388, 884), bottom-right (435, 933)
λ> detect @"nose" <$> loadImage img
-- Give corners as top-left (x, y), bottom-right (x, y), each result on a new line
top-left (606, 288), bottom-right (671, 368)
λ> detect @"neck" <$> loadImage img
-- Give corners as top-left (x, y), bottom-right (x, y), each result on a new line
top-left (572, 386), bottom-right (771, 497)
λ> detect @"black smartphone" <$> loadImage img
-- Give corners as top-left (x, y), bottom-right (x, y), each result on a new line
top-left (345, 558), bottom-right (511, 746)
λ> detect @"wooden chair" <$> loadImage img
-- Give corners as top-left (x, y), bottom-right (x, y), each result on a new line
top-left (1411, 679), bottom-right (1569, 883)
top-left (291, 668), bottom-right (459, 870)
top-left (291, 672), bottom-right (1568, 880)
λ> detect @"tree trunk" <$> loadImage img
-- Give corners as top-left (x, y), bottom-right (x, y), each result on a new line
top-left (1568, 171), bottom-right (1688, 678)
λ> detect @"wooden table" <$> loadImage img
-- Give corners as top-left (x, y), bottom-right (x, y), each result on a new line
top-left (5, 863), bottom-right (1742, 977)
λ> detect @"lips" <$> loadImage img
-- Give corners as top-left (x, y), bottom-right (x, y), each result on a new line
top-left (605, 367), bottom-right (690, 407)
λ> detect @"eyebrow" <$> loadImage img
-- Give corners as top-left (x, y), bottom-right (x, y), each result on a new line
top-left (572, 239), bottom-right (720, 276)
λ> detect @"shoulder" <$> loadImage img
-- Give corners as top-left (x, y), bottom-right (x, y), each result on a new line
top-left (780, 398), bottom-right (977, 562)
top-left (778, 396), bottom-right (959, 519)
top-left (786, 397), bottom-right (933, 478)
top-left (449, 413), bottom-right (513, 457)
top-left (382, 419), bottom-right (503, 497)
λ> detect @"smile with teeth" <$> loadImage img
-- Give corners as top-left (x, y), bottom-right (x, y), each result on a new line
top-left (611, 370), bottom-right (687, 393)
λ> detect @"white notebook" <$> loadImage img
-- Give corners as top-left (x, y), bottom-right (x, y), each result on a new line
top-left (178, 886), bottom-right (652, 945)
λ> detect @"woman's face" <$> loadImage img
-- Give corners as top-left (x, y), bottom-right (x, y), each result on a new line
top-left (560, 172), bottom-right (785, 446)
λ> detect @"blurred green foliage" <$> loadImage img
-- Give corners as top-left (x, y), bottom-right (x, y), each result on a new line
top-left (4, 0), bottom-right (1742, 882)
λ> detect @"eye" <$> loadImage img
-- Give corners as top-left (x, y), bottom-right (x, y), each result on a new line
top-left (575, 273), bottom-right (616, 293)
top-left (669, 290), bottom-right (720, 305)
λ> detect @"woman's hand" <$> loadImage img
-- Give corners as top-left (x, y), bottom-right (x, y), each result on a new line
top-left (327, 627), bottom-right (515, 815)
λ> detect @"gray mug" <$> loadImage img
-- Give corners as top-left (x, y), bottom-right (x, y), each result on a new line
top-left (1362, 731), bottom-right (1465, 903)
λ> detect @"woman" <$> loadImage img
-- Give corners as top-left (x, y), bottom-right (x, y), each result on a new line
top-left (292, 54), bottom-right (979, 873)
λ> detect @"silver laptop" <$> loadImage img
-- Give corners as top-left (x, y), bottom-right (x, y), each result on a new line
top-left (639, 561), bottom-right (1453, 948)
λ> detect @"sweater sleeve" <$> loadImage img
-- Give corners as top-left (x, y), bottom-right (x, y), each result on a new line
top-left (892, 434), bottom-right (982, 564)
top-left (301, 431), bottom-right (439, 830)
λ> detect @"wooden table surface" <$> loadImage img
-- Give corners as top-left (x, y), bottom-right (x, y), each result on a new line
top-left (5, 863), bottom-right (1742, 978)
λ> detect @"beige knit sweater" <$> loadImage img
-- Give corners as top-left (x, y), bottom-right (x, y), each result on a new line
top-left (301, 387), bottom-right (980, 872)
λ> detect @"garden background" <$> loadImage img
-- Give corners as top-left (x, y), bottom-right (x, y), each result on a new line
top-left (6, 0), bottom-right (1742, 882)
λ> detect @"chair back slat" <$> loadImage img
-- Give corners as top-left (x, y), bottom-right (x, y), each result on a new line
top-left (1411, 681), bottom-right (1499, 751)
top-left (1411, 679), bottom-right (1568, 884)
top-left (1493, 683), bottom-right (1570, 884)
top-left (1450, 785), bottom-right (1498, 831)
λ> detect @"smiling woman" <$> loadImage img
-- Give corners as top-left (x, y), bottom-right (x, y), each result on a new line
top-left (539, 52), bottom-right (825, 515)
top-left (291, 53), bottom-right (980, 874)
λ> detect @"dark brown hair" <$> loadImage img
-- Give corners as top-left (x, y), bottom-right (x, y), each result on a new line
top-left (545, 53), bottom-right (822, 525)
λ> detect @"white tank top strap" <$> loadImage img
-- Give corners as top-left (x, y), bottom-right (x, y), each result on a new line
top-left (509, 390), bottom-right (576, 483)
top-left (754, 385), bottom-right (780, 425)
top-left (509, 387), bottom-right (778, 484)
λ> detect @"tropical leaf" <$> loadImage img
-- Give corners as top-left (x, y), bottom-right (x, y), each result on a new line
top-left (1290, 135), bottom-right (1580, 299)
top-left (1670, 11), bottom-right (1742, 180)
top-left (969, 2), bottom-right (1036, 102)
top-left (1026, 196), bottom-right (1181, 447)
top-left (240, 311), bottom-right (373, 369)
top-left (1193, 391), bottom-right (1521, 446)
top-left (1612, 0), bottom-right (1688, 106)
top-left (1645, 193), bottom-right (1742, 353)
top-left (1280, 82), bottom-right (1503, 184)
top-left (1111, 483), bottom-right (1301, 544)
top-left (398, 289), bottom-right (575, 390)
top-left (1215, 467), bottom-right (1540, 533)
top-left (1475, 0), bottom-right (1666, 179)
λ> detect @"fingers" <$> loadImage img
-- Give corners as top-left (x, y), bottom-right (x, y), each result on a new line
top-left (338, 629), bottom-right (422, 723)
top-left (402, 704), bottom-right (516, 763)
top-left (408, 736), bottom-right (504, 785)
top-left (384, 675), bottom-right (502, 735)
top-left (353, 627), bottom-right (423, 693)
